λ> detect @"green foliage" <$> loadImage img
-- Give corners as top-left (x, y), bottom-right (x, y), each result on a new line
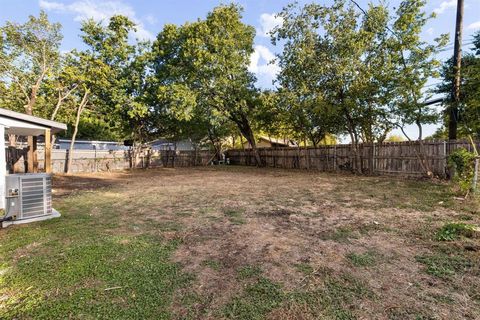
top-left (0, 11), bottom-right (62, 115)
top-left (273, 0), bottom-right (447, 173)
top-left (436, 222), bottom-right (477, 241)
top-left (149, 4), bottom-right (263, 162)
top-left (76, 15), bottom-right (149, 141)
top-left (0, 1), bottom-right (458, 151)
top-left (385, 134), bottom-right (405, 142)
top-left (0, 12), bottom-right (150, 142)
top-left (448, 148), bottom-right (476, 194)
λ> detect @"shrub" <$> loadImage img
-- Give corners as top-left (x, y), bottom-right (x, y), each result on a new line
top-left (448, 148), bottom-right (476, 195)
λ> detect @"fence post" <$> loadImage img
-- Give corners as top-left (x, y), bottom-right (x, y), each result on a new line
top-left (373, 142), bottom-right (376, 174)
top-left (443, 140), bottom-right (447, 178)
top-left (333, 145), bottom-right (337, 171)
top-left (64, 149), bottom-right (69, 173)
top-left (473, 157), bottom-right (479, 193)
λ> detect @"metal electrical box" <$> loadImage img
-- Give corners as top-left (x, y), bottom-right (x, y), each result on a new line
top-left (5, 173), bottom-right (52, 220)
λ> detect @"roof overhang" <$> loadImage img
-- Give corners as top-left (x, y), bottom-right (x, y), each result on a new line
top-left (0, 108), bottom-right (67, 136)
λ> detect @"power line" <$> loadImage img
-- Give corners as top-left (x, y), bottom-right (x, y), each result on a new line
top-left (438, 35), bottom-right (475, 49)
top-left (438, 41), bottom-right (473, 52)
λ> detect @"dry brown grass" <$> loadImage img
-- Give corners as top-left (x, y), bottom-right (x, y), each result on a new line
top-left (51, 166), bottom-right (480, 319)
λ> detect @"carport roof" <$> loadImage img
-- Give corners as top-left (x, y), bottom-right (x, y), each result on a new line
top-left (0, 108), bottom-right (67, 136)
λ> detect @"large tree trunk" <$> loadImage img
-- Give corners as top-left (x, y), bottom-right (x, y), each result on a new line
top-left (240, 124), bottom-right (262, 166)
top-left (230, 113), bottom-right (262, 166)
top-left (208, 129), bottom-right (221, 162)
top-left (348, 131), bottom-right (363, 174)
top-left (345, 113), bottom-right (362, 174)
top-left (67, 91), bottom-right (88, 174)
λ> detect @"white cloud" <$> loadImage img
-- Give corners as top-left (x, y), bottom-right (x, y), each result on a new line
top-left (467, 21), bottom-right (480, 30)
top-left (257, 13), bottom-right (283, 38)
top-left (249, 45), bottom-right (280, 84)
top-left (145, 14), bottom-right (157, 25)
top-left (433, 0), bottom-right (456, 14)
top-left (39, 0), bottom-right (154, 40)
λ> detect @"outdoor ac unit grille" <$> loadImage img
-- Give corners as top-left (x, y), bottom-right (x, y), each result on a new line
top-left (20, 176), bottom-right (52, 218)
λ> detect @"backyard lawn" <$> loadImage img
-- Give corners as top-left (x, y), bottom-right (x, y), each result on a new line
top-left (1, 166), bottom-right (479, 319)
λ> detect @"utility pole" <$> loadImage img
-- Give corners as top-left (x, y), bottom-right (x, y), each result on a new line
top-left (448, 0), bottom-right (464, 140)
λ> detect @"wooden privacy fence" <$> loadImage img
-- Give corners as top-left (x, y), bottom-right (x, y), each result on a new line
top-left (226, 140), bottom-right (480, 177)
top-left (6, 148), bottom-right (215, 174)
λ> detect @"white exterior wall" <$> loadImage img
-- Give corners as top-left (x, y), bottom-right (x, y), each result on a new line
top-left (0, 124), bottom-right (5, 209)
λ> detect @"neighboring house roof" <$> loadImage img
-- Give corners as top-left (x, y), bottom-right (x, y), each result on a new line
top-left (0, 108), bottom-right (67, 136)
top-left (149, 139), bottom-right (173, 145)
top-left (57, 139), bottom-right (121, 145)
top-left (243, 136), bottom-right (297, 147)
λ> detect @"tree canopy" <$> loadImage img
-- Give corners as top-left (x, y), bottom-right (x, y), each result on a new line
top-left (1, 1), bottom-right (477, 164)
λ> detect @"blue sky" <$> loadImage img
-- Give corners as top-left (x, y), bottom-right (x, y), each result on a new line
top-left (1, 0), bottom-right (479, 138)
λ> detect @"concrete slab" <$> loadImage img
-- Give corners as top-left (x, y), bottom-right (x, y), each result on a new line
top-left (1, 209), bottom-right (61, 228)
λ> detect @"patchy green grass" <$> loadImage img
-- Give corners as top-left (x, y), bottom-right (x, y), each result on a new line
top-left (287, 270), bottom-right (372, 319)
top-left (201, 259), bottom-right (222, 271)
top-left (294, 263), bottom-right (314, 275)
top-left (223, 208), bottom-right (246, 225)
top-left (223, 277), bottom-right (284, 319)
top-left (332, 177), bottom-right (464, 212)
top-left (237, 265), bottom-right (263, 280)
top-left (1, 167), bottom-right (479, 319)
top-left (0, 196), bottom-right (192, 319)
top-left (416, 252), bottom-right (474, 279)
top-left (319, 226), bottom-right (358, 243)
top-left (346, 251), bottom-right (377, 267)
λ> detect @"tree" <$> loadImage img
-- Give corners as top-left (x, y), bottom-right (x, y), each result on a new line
top-left (385, 134), bottom-right (405, 142)
top-left (272, 4), bottom-right (342, 147)
top-left (437, 31), bottom-right (480, 139)
top-left (150, 5), bottom-right (264, 165)
top-left (0, 11), bottom-right (62, 115)
top-left (274, 1), bottom-right (396, 172)
top-left (388, 0), bottom-right (448, 142)
top-left (62, 15), bottom-right (148, 172)
top-left (273, 0), bottom-right (447, 174)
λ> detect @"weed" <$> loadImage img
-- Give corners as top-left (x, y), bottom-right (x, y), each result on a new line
top-left (436, 222), bottom-right (477, 241)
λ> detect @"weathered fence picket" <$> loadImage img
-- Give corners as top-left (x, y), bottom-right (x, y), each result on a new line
top-left (226, 140), bottom-right (480, 177)
top-left (6, 148), bottom-right (215, 174)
